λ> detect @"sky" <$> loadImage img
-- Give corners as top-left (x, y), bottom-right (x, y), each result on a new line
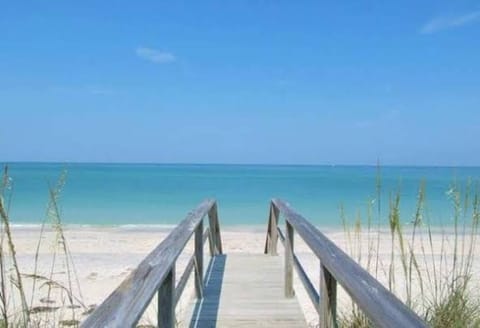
top-left (1, 1), bottom-right (479, 166)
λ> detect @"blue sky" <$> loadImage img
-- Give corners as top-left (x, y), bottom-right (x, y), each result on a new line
top-left (1, 1), bottom-right (479, 165)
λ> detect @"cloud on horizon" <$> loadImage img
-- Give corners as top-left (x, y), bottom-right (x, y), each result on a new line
top-left (136, 47), bottom-right (176, 64)
top-left (420, 10), bottom-right (480, 34)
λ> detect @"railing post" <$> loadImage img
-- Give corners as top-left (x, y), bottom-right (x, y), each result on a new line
top-left (266, 203), bottom-right (279, 255)
top-left (319, 264), bottom-right (337, 328)
top-left (215, 212), bottom-right (223, 255)
top-left (285, 220), bottom-right (294, 298)
top-left (208, 202), bottom-right (223, 255)
top-left (207, 227), bottom-right (215, 256)
top-left (158, 265), bottom-right (175, 328)
top-left (194, 219), bottom-right (204, 299)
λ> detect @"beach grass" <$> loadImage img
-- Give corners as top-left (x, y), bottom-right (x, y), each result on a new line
top-left (1, 166), bottom-right (29, 327)
top-left (339, 171), bottom-right (480, 327)
top-left (0, 166), bottom-right (84, 327)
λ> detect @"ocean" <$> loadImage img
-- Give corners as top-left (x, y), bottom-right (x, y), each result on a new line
top-left (3, 163), bottom-right (480, 228)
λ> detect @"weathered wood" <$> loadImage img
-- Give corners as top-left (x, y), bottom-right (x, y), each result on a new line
top-left (215, 219), bottom-right (223, 255)
top-left (208, 203), bottom-right (223, 255)
top-left (320, 264), bottom-right (337, 328)
top-left (272, 199), bottom-right (427, 328)
top-left (158, 265), bottom-right (175, 328)
top-left (175, 255), bottom-right (194, 306)
top-left (183, 254), bottom-right (306, 327)
top-left (278, 227), bottom-right (319, 310)
top-left (285, 221), bottom-right (294, 298)
top-left (81, 199), bottom-right (217, 328)
top-left (194, 219), bottom-right (204, 299)
top-left (175, 227), bottom-right (212, 306)
top-left (207, 208), bottom-right (217, 255)
top-left (264, 203), bottom-right (279, 255)
top-left (214, 204), bottom-right (223, 254)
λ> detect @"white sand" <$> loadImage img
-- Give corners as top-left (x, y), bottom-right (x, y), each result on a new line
top-left (3, 226), bottom-right (479, 326)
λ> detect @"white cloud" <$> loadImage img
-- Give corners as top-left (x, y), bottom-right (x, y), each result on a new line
top-left (420, 10), bottom-right (480, 34)
top-left (136, 47), bottom-right (176, 64)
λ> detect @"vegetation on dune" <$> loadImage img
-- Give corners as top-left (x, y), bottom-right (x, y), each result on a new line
top-left (0, 166), bottom-right (84, 328)
top-left (339, 169), bottom-right (480, 328)
top-left (1, 166), bottom-right (29, 327)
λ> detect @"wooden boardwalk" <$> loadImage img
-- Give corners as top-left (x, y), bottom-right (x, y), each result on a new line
top-left (82, 199), bottom-right (426, 328)
top-left (184, 254), bottom-right (307, 327)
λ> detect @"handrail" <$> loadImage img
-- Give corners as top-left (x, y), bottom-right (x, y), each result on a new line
top-left (265, 199), bottom-right (427, 328)
top-left (81, 199), bottom-right (222, 328)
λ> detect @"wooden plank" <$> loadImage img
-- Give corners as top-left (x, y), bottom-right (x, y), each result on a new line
top-left (320, 264), bottom-right (337, 328)
top-left (183, 254), bottom-right (306, 327)
top-left (158, 266), bottom-right (175, 328)
top-left (194, 219), bottom-right (204, 299)
top-left (272, 199), bottom-right (427, 328)
top-left (215, 214), bottom-right (223, 255)
top-left (208, 203), bottom-right (223, 254)
top-left (264, 204), bottom-right (279, 255)
top-left (285, 221), bottom-right (294, 298)
top-left (81, 199), bottom-right (216, 328)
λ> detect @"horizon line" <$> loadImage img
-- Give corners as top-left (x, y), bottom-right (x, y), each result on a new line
top-left (1, 160), bottom-right (479, 168)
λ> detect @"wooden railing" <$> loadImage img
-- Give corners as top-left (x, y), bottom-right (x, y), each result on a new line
top-left (264, 199), bottom-right (427, 328)
top-left (81, 199), bottom-right (222, 328)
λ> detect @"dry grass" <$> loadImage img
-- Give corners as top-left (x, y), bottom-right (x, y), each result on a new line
top-left (339, 170), bottom-right (480, 327)
top-left (0, 166), bottom-right (84, 328)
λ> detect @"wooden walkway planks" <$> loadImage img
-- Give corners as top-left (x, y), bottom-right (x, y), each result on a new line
top-left (82, 199), bottom-right (426, 328)
top-left (183, 254), bottom-right (307, 328)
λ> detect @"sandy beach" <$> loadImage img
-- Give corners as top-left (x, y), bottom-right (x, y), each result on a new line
top-left (2, 225), bottom-right (478, 326)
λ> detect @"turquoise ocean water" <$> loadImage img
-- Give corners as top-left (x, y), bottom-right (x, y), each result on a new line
top-left (3, 163), bottom-right (480, 228)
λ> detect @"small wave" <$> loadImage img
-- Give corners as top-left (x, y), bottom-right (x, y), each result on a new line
top-left (10, 223), bottom-right (44, 229)
top-left (116, 224), bottom-right (177, 231)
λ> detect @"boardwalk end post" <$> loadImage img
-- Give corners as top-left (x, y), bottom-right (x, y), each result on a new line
top-left (265, 203), bottom-right (279, 255)
top-left (194, 219), bottom-right (204, 299)
top-left (320, 264), bottom-right (337, 328)
top-left (214, 206), bottom-right (223, 254)
top-left (158, 265), bottom-right (175, 328)
top-left (208, 202), bottom-right (223, 255)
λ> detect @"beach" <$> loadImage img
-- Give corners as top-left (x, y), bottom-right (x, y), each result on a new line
top-left (6, 225), bottom-right (479, 326)
top-left (3, 162), bottom-right (479, 326)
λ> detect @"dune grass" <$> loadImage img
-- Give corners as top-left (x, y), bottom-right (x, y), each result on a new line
top-left (0, 166), bottom-right (29, 327)
top-left (339, 171), bottom-right (480, 327)
top-left (0, 166), bottom-right (84, 328)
